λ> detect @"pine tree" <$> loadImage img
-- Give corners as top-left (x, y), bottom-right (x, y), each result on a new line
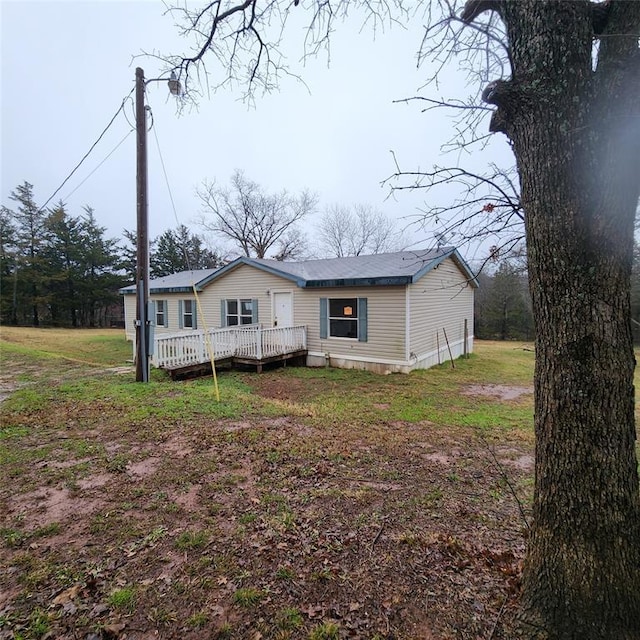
top-left (7, 182), bottom-right (48, 325)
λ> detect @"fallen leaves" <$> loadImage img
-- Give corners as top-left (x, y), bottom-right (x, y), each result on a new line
top-left (2, 402), bottom-right (530, 639)
top-left (51, 584), bottom-right (81, 606)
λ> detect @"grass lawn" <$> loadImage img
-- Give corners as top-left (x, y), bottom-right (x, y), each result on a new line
top-left (0, 328), bottom-right (554, 638)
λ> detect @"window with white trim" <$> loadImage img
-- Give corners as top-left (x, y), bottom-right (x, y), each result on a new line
top-left (226, 299), bottom-right (254, 326)
top-left (329, 298), bottom-right (358, 338)
top-left (155, 300), bottom-right (167, 327)
top-left (320, 297), bottom-right (367, 342)
top-left (181, 299), bottom-right (196, 328)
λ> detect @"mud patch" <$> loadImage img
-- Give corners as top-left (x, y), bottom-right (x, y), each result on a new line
top-left (77, 473), bottom-right (111, 490)
top-left (463, 384), bottom-right (532, 401)
top-left (223, 420), bottom-right (254, 432)
top-left (500, 454), bottom-right (534, 471)
top-left (127, 457), bottom-right (160, 478)
top-left (173, 484), bottom-right (201, 511)
top-left (10, 486), bottom-right (105, 528)
top-left (159, 435), bottom-right (193, 458)
top-left (423, 451), bottom-right (456, 465)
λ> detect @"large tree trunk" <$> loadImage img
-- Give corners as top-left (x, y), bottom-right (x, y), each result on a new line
top-left (496, 1), bottom-right (640, 637)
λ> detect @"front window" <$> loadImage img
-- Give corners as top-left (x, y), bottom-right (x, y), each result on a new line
top-left (226, 299), bottom-right (253, 326)
top-left (329, 298), bottom-right (358, 339)
top-left (156, 300), bottom-right (166, 327)
top-left (182, 299), bottom-right (195, 328)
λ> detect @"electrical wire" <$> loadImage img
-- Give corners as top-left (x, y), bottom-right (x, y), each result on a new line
top-left (39, 87), bottom-right (135, 212)
top-left (61, 129), bottom-right (134, 202)
top-left (150, 104), bottom-right (221, 402)
top-left (122, 95), bottom-right (136, 130)
top-left (150, 110), bottom-right (184, 260)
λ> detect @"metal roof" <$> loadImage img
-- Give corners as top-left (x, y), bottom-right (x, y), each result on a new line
top-left (119, 268), bottom-right (220, 294)
top-left (120, 247), bottom-right (478, 294)
top-left (213, 247), bottom-right (478, 288)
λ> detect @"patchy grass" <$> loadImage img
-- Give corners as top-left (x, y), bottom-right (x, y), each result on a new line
top-left (0, 330), bottom-right (571, 639)
top-left (175, 530), bottom-right (209, 551)
top-left (232, 587), bottom-right (265, 607)
top-left (108, 586), bottom-right (136, 613)
top-left (0, 326), bottom-right (131, 367)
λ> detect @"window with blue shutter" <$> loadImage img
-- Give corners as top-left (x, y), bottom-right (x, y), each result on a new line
top-left (321, 297), bottom-right (368, 342)
top-left (357, 297), bottom-right (367, 342)
top-left (320, 298), bottom-right (328, 339)
top-left (224, 299), bottom-right (256, 325)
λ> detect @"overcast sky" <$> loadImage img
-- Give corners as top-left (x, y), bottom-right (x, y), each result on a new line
top-left (1, 0), bottom-right (513, 262)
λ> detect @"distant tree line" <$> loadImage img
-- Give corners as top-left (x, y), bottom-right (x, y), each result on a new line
top-left (1, 183), bottom-right (124, 327)
top-left (474, 255), bottom-right (533, 341)
top-left (475, 248), bottom-right (640, 343)
top-left (3, 179), bottom-right (638, 339)
top-left (0, 183), bottom-right (223, 328)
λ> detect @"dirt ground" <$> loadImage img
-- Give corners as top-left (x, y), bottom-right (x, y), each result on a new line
top-left (0, 375), bottom-right (533, 640)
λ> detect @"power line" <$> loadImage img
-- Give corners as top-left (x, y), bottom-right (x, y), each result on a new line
top-left (150, 108), bottom-right (195, 273)
top-left (61, 129), bottom-right (134, 202)
top-left (149, 103), bottom-right (220, 401)
top-left (39, 87), bottom-right (135, 212)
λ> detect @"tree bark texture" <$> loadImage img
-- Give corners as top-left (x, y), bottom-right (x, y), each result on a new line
top-left (490, 2), bottom-right (640, 637)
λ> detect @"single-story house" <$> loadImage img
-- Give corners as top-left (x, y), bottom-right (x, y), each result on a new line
top-left (120, 246), bottom-right (477, 374)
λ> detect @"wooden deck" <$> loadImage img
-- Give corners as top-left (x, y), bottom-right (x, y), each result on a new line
top-left (151, 325), bottom-right (307, 379)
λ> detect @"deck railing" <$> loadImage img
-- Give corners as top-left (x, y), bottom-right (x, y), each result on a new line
top-left (151, 325), bottom-right (307, 369)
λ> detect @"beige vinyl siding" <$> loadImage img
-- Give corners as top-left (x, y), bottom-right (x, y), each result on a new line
top-left (296, 286), bottom-right (407, 363)
top-left (198, 264), bottom-right (407, 363)
top-left (124, 265), bottom-right (295, 340)
top-left (409, 258), bottom-right (474, 362)
top-left (209, 264), bottom-right (295, 326)
top-left (123, 287), bottom-right (228, 339)
top-left (152, 293), bottom-right (211, 333)
top-left (123, 294), bottom-right (136, 340)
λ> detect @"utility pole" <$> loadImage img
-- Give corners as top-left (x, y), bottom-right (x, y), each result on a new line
top-left (135, 67), bottom-right (150, 382)
top-left (133, 67), bottom-right (181, 382)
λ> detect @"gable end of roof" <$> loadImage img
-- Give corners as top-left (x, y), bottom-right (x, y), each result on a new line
top-left (411, 248), bottom-right (478, 288)
top-left (207, 256), bottom-right (305, 286)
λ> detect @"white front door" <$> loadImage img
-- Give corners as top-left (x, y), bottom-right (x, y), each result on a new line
top-left (273, 292), bottom-right (293, 327)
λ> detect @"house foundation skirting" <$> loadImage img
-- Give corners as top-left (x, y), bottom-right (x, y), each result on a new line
top-left (411, 336), bottom-right (473, 370)
top-left (306, 336), bottom-right (473, 374)
top-left (307, 352), bottom-right (412, 374)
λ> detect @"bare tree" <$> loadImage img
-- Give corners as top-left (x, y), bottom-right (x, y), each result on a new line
top-left (196, 169), bottom-right (316, 259)
top-left (163, 1), bottom-right (640, 637)
top-left (317, 203), bottom-right (406, 257)
top-left (385, 160), bottom-right (524, 268)
top-left (272, 226), bottom-right (310, 261)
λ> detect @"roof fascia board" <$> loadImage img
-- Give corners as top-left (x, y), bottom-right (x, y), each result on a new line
top-left (150, 286), bottom-right (201, 294)
top-left (449, 249), bottom-right (480, 287)
top-left (120, 285), bottom-right (203, 295)
top-left (303, 276), bottom-right (411, 288)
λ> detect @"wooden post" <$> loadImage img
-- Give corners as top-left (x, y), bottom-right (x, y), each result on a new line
top-left (443, 327), bottom-right (455, 369)
top-left (256, 326), bottom-right (263, 360)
